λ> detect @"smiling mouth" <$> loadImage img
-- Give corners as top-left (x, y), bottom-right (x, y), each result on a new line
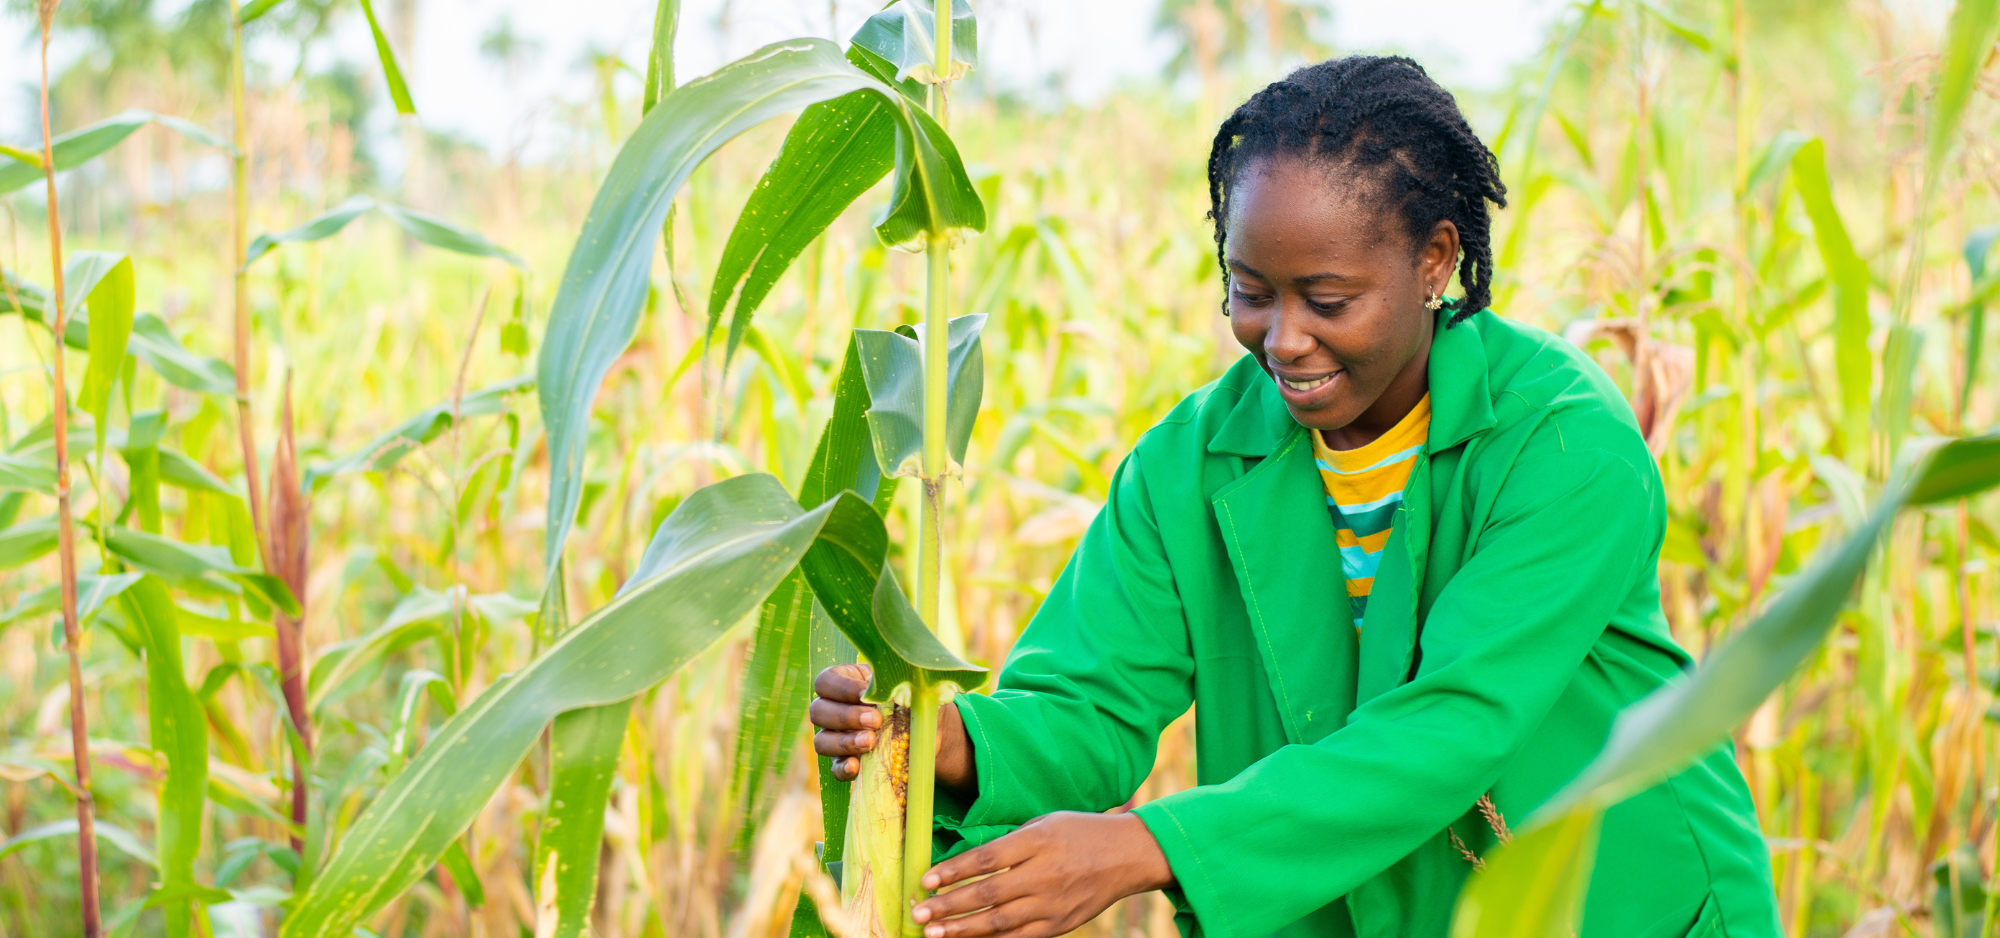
top-left (1278, 372), bottom-right (1340, 392)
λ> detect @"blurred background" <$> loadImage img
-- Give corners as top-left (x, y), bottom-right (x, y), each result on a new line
top-left (0, 1), bottom-right (1994, 937)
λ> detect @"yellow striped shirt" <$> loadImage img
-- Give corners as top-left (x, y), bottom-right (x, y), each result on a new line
top-left (1310, 395), bottom-right (1431, 626)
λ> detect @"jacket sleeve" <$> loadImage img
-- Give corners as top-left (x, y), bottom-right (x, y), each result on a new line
top-left (1129, 428), bottom-right (1662, 938)
top-left (946, 446), bottom-right (1196, 842)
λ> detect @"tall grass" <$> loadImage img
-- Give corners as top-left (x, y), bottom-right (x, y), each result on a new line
top-left (0, 1), bottom-right (1994, 936)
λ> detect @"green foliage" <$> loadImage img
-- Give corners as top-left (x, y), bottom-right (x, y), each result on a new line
top-left (0, 110), bottom-right (226, 197)
top-left (854, 315), bottom-right (987, 478)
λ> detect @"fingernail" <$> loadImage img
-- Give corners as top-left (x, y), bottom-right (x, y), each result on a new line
top-left (926, 927), bottom-right (943, 938)
top-left (859, 730), bottom-right (875, 747)
top-left (922, 873), bottom-right (939, 889)
top-left (913, 905), bottom-right (931, 923)
top-left (862, 710), bottom-right (880, 727)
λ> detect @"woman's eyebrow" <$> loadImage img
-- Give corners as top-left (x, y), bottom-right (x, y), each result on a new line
top-left (1295, 271), bottom-right (1354, 284)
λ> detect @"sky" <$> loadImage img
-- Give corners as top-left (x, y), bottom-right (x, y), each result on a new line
top-left (1, 0), bottom-right (1565, 162)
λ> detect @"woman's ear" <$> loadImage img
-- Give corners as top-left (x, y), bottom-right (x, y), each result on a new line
top-left (1423, 220), bottom-right (1461, 294)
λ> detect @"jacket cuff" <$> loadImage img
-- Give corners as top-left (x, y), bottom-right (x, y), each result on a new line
top-left (1132, 797), bottom-right (1236, 938)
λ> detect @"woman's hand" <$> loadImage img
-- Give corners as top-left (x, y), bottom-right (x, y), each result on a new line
top-left (911, 812), bottom-right (1174, 938)
top-left (810, 664), bottom-right (976, 796)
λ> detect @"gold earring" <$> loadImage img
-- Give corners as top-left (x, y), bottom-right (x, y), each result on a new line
top-left (1425, 292), bottom-right (1444, 311)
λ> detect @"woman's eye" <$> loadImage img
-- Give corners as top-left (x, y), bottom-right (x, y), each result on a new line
top-left (1309, 298), bottom-right (1348, 314)
top-left (1231, 287), bottom-right (1272, 305)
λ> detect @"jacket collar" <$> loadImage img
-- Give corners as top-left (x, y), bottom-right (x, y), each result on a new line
top-left (1206, 309), bottom-right (1498, 458)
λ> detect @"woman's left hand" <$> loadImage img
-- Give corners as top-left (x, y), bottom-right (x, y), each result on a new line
top-left (911, 811), bottom-right (1175, 938)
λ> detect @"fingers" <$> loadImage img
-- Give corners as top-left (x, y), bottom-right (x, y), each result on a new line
top-left (918, 897), bottom-right (1046, 938)
top-left (809, 696), bottom-right (881, 732)
top-left (827, 755), bottom-right (861, 782)
top-left (813, 663), bottom-right (873, 703)
top-left (813, 729), bottom-right (877, 760)
top-left (923, 835), bottom-right (1032, 893)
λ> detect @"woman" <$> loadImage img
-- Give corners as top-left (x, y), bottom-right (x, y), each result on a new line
top-left (811, 56), bottom-right (1780, 938)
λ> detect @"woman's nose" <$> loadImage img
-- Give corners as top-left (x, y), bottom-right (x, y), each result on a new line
top-left (1264, 304), bottom-right (1316, 364)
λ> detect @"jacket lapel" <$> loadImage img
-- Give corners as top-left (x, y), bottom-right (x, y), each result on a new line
top-left (1209, 377), bottom-right (1357, 744)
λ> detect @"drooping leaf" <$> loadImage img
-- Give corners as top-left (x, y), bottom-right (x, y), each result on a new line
top-left (375, 202), bottom-right (527, 268)
top-left (103, 527), bottom-right (301, 616)
top-left (1926, 0), bottom-right (2000, 175)
top-left (1745, 130), bottom-right (1811, 194)
top-left (123, 576), bottom-right (208, 938)
top-left (244, 197), bottom-right (522, 269)
top-left (356, 0), bottom-right (417, 115)
top-left (708, 50), bottom-right (903, 365)
top-left (797, 495), bottom-right (985, 703)
top-left (279, 474), bottom-right (876, 938)
top-left (302, 375), bottom-right (533, 491)
top-left (0, 819), bottom-right (156, 867)
top-left (1448, 810), bottom-right (1600, 938)
top-left (850, 0), bottom-right (978, 85)
top-left (853, 313), bottom-right (987, 478)
top-left (537, 38), bottom-right (983, 579)
top-left (1450, 435), bottom-right (2000, 937)
top-left (1791, 138), bottom-right (1872, 455)
top-left (308, 586), bottom-right (530, 712)
top-left (0, 110), bottom-right (228, 197)
top-left (536, 699), bottom-right (632, 938)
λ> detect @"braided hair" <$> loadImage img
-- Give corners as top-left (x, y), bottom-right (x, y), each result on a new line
top-left (1206, 55), bottom-right (1508, 327)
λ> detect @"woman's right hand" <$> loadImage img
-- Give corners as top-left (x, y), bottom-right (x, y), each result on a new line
top-left (811, 663), bottom-right (882, 782)
top-left (811, 663), bottom-right (978, 795)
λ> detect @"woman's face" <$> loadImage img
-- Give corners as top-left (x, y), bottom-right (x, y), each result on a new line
top-left (1225, 156), bottom-right (1458, 444)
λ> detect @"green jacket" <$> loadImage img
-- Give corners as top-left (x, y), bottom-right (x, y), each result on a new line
top-left (942, 310), bottom-right (1781, 938)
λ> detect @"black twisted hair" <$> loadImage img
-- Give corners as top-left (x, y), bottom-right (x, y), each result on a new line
top-left (1206, 55), bottom-right (1508, 327)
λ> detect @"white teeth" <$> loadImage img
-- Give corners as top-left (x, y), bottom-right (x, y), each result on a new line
top-left (1281, 375), bottom-right (1334, 391)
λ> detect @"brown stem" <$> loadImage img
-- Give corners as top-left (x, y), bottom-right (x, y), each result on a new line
top-left (38, 2), bottom-right (103, 933)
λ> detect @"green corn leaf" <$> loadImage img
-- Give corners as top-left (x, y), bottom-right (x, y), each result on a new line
top-left (1449, 809), bottom-right (1599, 938)
top-left (438, 839), bottom-right (485, 910)
top-left (536, 699), bottom-right (632, 938)
top-left (0, 452), bottom-right (55, 495)
top-left (854, 314), bottom-right (986, 478)
top-left (1452, 434), bottom-right (2000, 936)
top-left (797, 495), bottom-right (985, 704)
top-left (375, 202), bottom-right (527, 268)
top-left (707, 51), bottom-right (903, 366)
top-left (280, 473), bottom-right (874, 938)
top-left (0, 517), bottom-right (59, 570)
top-left (0, 572), bottom-right (144, 626)
top-left (0, 144), bottom-right (40, 168)
top-left (243, 196), bottom-right (376, 267)
top-left (1632, 0), bottom-right (1712, 51)
top-left (127, 310), bottom-right (234, 392)
top-left (123, 576), bottom-right (208, 938)
top-left (388, 669), bottom-right (453, 771)
top-left (303, 375), bottom-right (533, 491)
top-left (732, 572), bottom-right (815, 852)
top-left (237, 0), bottom-right (285, 26)
top-left (356, 0), bottom-right (416, 115)
top-left (536, 38), bottom-right (983, 581)
top-left (76, 254), bottom-right (136, 443)
top-left (156, 448), bottom-right (236, 496)
top-left (1909, 432), bottom-right (2000, 505)
top-left (1926, 0), bottom-right (2000, 176)
top-left (103, 527), bottom-right (301, 616)
top-left (851, 0), bottom-right (978, 85)
top-left (733, 334), bottom-right (882, 853)
top-left (308, 586), bottom-right (531, 712)
top-left (642, 0), bottom-right (679, 111)
top-left (1962, 226), bottom-right (1998, 415)
top-left (1791, 138), bottom-right (1872, 456)
top-left (1880, 324), bottom-right (1925, 452)
top-left (0, 819), bottom-right (156, 867)
top-left (1745, 129), bottom-right (1810, 194)
top-left (0, 110), bottom-right (228, 197)
top-left (244, 197), bottom-right (521, 269)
